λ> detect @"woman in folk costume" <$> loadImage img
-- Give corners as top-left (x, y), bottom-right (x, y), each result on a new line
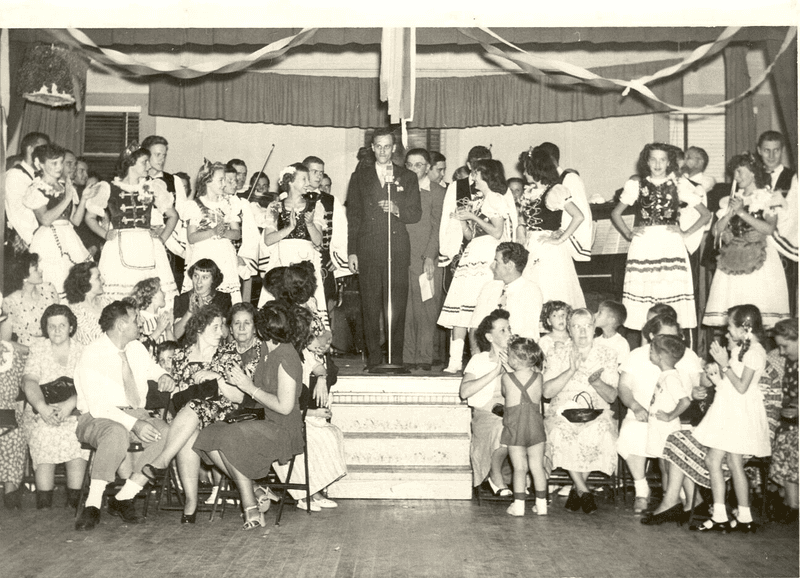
top-left (182, 161), bottom-right (242, 303)
top-left (24, 143), bottom-right (92, 298)
top-left (703, 152), bottom-right (790, 328)
top-left (611, 143), bottom-right (711, 331)
top-left (257, 163), bottom-right (328, 329)
top-left (516, 146), bottom-right (586, 308)
top-left (438, 159), bottom-right (515, 373)
top-left (84, 143), bottom-right (179, 306)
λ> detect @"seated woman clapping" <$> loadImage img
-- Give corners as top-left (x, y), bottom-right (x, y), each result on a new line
top-left (20, 304), bottom-right (89, 509)
top-left (193, 300), bottom-right (309, 530)
top-left (141, 304), bottom-right (242, 524)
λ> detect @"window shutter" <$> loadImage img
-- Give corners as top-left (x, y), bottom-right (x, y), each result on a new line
top-left (83, 111), bottom-right (140, 181)
top-left (669, 113), bottom-right (726, 184)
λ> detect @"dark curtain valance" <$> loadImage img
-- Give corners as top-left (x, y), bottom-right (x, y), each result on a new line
top-left (13, 27), bottom-right (791, 48)
top-left (149, 58), bottom-right (683, 129)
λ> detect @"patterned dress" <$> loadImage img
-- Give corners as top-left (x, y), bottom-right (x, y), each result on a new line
top-left (24, 177), bottom-right (91, 297)
top-left (70, 297), bottom-right (110, 346)
top-left (619, 175), bottom-right (703, 330)
top-left (1, 284), bottom-right (59, 347)
top-left (771, 355), bottom-right (798, 486)
top-left (0, 342), bottom-right (26, 486)
top-left (170, 340), bottom-right (242, 428)
top-left (438, 192), bottom-right (514, 328)
top-left (703, 188), bottom-right (790, 328)
top-left (543, 342), bottom-right (619, 476)
top-left (21, 339), bottom-right (89, 468)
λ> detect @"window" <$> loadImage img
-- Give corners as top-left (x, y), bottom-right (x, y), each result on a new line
top-left (668, 112), bottom-right (726, 184)
top-left (363, 128), bottom-right (442, 163)
top-left (83, 107), bottom-right (140, 181)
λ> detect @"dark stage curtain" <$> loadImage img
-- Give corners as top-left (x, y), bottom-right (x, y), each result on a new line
top-left (724, 45), bottom-right (757, 163)
top-left (149, 58), bottom-right (682, 129)
top-left (19, 102), bottom-right (85, 155)
top-left (766, 35), bottom-right (798, 163)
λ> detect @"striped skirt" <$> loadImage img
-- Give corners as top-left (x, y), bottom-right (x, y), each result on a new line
top-left (622, 225), bottom-right (696, 330)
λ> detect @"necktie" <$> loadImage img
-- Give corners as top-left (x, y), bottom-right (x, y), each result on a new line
top-left (120, 350), bottom-right (141, 408)
top-left (497, 285), bottom-right (508, 309)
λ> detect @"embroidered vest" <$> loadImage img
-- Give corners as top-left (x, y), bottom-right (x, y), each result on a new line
top-left (521, 185), bottom-right (562, 232)
top-left (275, 197), bottom-right (318, 242)
top-left (633, 179), bottom-right (681, 227)
top-left (108, 183), bottom-right (154, 230)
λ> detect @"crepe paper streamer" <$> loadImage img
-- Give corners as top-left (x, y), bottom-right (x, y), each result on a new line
top-left (380, 27), bottom-right (416, 145)
top-left (462, 26), bottom-right (796, 115)
top-left (46, 28), bottom-right (318, 80)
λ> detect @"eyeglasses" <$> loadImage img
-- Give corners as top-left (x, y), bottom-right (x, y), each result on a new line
top-left (406, 162), bottom-right (428, 170)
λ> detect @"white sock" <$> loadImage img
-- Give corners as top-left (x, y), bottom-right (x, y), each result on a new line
top-left (205, 485), bottom-right (220, 505)
top-left (737, 505), bottom-right (752, 523)
top-left (448, 338), bottom-right (464, 368)
top-left (85, 480), bottom-right (109, 509)
top-left (115, 479), bottom-right (143, 502)
top-left (712, 502), bottom-right (728, 523)
top-left (534, 498), bottom-right (548, 516)
top-left (633, 478), bottom-right (650, 498)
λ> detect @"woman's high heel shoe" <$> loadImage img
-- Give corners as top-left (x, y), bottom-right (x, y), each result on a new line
top-left (255, 486), bottom-right (279, 513)
top-left (732, 519), bottom-right (758, 533)
top-left (181, 510), bottom-right (197, 524)
top-left (242, 505), bottom-right (266, 530)
top-left (689, 519), bottom-right (732, 533)
top-left (641, 503), bottom-right (683, 526)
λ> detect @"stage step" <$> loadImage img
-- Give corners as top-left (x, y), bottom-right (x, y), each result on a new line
top-left (327, 465), bottom-right (473, 500)
top-left (330, 374), bottom-right (473, 500)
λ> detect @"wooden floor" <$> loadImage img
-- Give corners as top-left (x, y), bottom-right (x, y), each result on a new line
top-left (1, 489), bottom-right (797, 578)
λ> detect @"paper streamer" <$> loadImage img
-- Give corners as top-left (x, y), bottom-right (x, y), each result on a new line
top-left (462, 26), bottom-right (797, 115)
top-left (46, 28), bottom-right (318, 80)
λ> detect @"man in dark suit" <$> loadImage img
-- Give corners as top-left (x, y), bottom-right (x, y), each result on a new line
top-left (757, 131), bottom-right (795, 195)
top-left (347, 128), bottom-right (422, 369)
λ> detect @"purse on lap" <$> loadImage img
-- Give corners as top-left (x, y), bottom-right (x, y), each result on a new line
top-left (171, 379), bottom-right (220, 412)
top-left (224, 407), bottom-right (265, 423)
top-left (17, 376), bottom-right (77, 414)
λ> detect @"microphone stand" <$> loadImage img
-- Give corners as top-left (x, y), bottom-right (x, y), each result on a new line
top-left (370, 162), bottom-right (410, 375)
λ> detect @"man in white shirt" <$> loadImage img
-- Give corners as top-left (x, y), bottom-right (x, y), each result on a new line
top-left (682, 146), bottom-right (716, 193)
top-left (470, 242), bottom-right (543, 341)
top-left (5, 131), bottom-right (49, 250)
top-left (74, 301), bottom-right (175, 531)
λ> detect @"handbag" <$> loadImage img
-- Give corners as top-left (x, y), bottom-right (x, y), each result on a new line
top-left (171, 379), bottom-right (219, 412)
top-left (225, 407), bottom-right (265, 423)
top-left (16, 376), bottom-right (77, 414)
top-left (562, 391), bottom-right (603, 424)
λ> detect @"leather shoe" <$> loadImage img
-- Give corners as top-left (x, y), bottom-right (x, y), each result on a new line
top-left (75, 506), bottom-right (101, 531)
top-left (581, 491), bottom-right (598, 514)
top-left (181, 511), bottom-right (197, 524)
top-left (141, 463), bottom-right (167, 484)
top-left (564, 488), bottom-right (581, 511)
top-left (108, 496), bottom-right (144, 524)
top-left (418, 364), bottom-right (432, 372)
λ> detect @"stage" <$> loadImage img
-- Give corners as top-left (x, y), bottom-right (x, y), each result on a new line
top-left (329, 355), bottom-right (472, 500)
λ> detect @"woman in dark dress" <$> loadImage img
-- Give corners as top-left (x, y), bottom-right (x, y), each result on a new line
top-left (194, 300), bottom-right (310, 530)
top-left (173, 258), bottom-right (232, 340)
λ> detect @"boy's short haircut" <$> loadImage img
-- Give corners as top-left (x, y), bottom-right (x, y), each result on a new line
top-left (650, 334), bottom-right (686, 364)
top-left (508, 337), bottom-right (544, 371)
top-left (156, 340), bottom-right (178, 360)
top-left (599, 300), bottom-right (627, 328)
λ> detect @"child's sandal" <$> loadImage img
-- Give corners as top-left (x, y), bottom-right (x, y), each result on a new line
top-left (242, 505), bottom-right (265, 530)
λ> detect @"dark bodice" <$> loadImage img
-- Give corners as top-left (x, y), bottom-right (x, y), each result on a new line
top-left (520, 185), bottom-right (562, 232)
top-left (633, 179), bottom-right (681, 227)
top-left (275, 197), bottom-right (317, 242)
top-left (107, 182), bottom-right (154, 230)
top-left (45, 185), bottom-right (73, 222)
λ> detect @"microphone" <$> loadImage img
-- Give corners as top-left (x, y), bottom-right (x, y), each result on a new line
top-left (384, 163), bottom-right (394, 189)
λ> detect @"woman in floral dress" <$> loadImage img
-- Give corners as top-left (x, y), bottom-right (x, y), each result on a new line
top-left (140, 305), bottom-right (241, 524)
top-left (64, 262), bottom-right (109, 346)
top-left (0, 339), bottom-right (26, 509)
top-left (611, 143), bottom-right (711, 331)
top-left (703, 152), bottom-right (790, 328)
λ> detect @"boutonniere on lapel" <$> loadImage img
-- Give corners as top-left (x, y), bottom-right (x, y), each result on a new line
top-left (138, 180), bottom-right (155, 205)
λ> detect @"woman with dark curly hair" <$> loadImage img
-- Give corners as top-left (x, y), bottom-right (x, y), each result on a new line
top-left (257, 163), bottom-right (327, 327)
top-left (173, 258), bottom-right (233, 340)
top-left (83, 143), bottom-right (179, 305)
top-left (703, 153), bottom-right (790, 328)
top-left (183, 161), bottom-right (241, 301)
top-left (141, 304), bottom-right (242, 524)
top-left (516, 147), bottom-right (585, 308)
top-left (127, 277), bottom-right (173, 350)
top-left (612, 143), bottom-right (711, 331)
top-left (1, 251), bottom-right (59, 351)
top-left (438, 159), bottom-right (516, 373)
top-left (21, 304), bottom-right (88, 509)
top-left (194, 300), bottom-right (309, 530)
top-left (64, 261), bottom-right (108, 345)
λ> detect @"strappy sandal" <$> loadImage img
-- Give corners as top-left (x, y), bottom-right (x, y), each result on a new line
top-left (242, 505), bottom-right (265, 530)
top-left (255, 486), bottom-right (279, 513)
top-left (141, 464), bottom-right (167, 484)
